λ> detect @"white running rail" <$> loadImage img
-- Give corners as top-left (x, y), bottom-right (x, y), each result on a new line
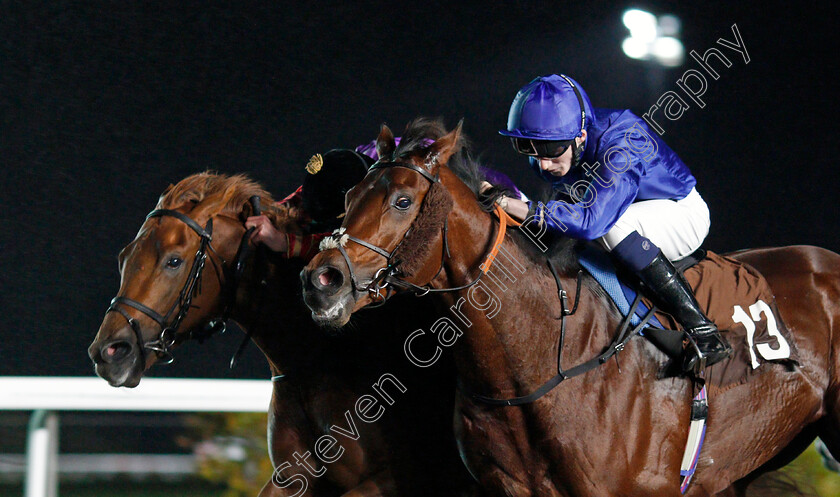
top-left (0, 377), bottom-right (273, 497)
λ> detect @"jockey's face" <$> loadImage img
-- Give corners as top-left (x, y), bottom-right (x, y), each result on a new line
top-left (537, 153), bottom-right (573, 176)
top-left (536, 130), bottom-right (586, 177)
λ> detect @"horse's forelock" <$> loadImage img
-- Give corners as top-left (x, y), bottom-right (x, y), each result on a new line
top-left (395, 117), bottom-right (448, 157)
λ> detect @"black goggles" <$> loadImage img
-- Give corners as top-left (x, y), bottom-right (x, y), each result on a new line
top-left (510, 137), bottom-right (574, 158)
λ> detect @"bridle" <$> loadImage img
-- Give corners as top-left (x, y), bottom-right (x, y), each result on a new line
top-left (105, 209), bottom-right (228, 365)
top-left (324, 158), bottom-right (509, 305)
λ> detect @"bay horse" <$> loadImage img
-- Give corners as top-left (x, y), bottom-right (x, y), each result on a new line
top-left (301, 121), bottom-right (840, 496)
top-left (88, 172), bottom-right (474, 497)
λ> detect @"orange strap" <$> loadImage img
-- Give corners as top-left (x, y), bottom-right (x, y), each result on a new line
top-left (483, 204), bottom-right (522, 273)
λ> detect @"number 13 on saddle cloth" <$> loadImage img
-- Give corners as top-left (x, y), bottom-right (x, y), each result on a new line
top-left (650, 250), bottom-right (800, 387)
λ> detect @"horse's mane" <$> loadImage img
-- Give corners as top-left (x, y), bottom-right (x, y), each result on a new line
top-left (156, 171), bottom-right (300, 233)
top-left (395, 118), bottom-right (580, 273)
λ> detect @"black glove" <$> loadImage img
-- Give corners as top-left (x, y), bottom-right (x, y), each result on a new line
top-left (478, 183), bottom-right (516, 212)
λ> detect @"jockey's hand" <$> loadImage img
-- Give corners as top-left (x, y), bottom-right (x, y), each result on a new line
top-left (478, 181), bottom-right (504, 208)
top-left (479, 180), bottom-right (517, 200)
top-left (477, 181), bottom-right (529, 221)
top-left (245, 215), bottom-right (288, 253)
top-left (500, 196), bottom-right (529, 221)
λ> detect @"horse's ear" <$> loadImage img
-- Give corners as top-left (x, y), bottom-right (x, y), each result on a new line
top-left (155, 184), bottom-right (175, 208)
top-left (239, 197), bottom-right (257, 221)
top-left (376, 124), bottom-right (396, 161)
top-left (426, 119), bottom-right (463, 170)
top-left (235, 192), bottom-right (265, 222)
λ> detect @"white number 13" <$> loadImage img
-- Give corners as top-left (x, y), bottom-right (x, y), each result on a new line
top-left (732, 300), bottom-right (791, 369)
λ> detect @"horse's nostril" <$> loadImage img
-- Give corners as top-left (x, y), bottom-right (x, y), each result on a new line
top-left (101, 341), bottom-right (133, 364)
top-left (313, 266), bottom-right (344, 291)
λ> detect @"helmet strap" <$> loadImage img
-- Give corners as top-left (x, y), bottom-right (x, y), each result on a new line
top-left (557, 74), bottom-right (586, 169)
top-left (558, 74), bottom-right (586, 135)
top-left (570, 138), bottom-right (584, 168)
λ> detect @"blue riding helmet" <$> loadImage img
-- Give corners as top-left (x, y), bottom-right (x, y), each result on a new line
top-left (499, 74), bottom-right (594, 141)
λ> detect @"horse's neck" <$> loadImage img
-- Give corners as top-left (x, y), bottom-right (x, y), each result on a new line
top-left (437, 197), bottom-right (617, 396)
top-left (229, 256), bottom-right (322, 375)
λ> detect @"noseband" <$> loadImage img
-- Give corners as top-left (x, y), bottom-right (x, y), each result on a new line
top-left (105, 209), bottom-right (225, 365)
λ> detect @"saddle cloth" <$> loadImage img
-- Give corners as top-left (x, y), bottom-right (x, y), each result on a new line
top-left (578, 246), bottom-right (800, 388)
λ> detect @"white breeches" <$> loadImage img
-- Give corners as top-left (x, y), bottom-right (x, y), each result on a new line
top-left (597, 187), bottom-right (711, 261)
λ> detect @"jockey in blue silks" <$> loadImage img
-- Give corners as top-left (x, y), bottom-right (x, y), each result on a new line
top-left (495, 74), bottom-right (731, 372)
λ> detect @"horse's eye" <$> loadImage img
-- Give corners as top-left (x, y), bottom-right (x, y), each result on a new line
top-left (166, 257), bottom-right (183, 269)
top-left (395, 196), bottom-right (412, 210)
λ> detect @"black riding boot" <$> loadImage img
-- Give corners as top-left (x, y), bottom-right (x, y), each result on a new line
top-left (635, 253), bottom-right (733, 372)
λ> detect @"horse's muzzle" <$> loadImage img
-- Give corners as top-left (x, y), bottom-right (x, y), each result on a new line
top-left (88, 326), bottom-right (144, 387)
top-left (300, 263), bottom-right (354, 329)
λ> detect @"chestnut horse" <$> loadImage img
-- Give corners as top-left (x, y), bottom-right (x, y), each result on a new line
top-left (301, 121), bottom-right (840, 497)
top-left (88, 173), bottom-right (473, 497)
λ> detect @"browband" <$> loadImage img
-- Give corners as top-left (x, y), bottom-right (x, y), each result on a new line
top-left (368, 160), bottom-right (440, 184)
top-left (147, 209), bottom-right (213, 240)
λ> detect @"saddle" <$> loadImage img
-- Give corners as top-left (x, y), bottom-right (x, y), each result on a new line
top-left (577, 244), bottom-right (800, 389)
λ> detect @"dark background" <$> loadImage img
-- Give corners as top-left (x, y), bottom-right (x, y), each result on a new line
top-left (2, 1), bottom-right (838, 379)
